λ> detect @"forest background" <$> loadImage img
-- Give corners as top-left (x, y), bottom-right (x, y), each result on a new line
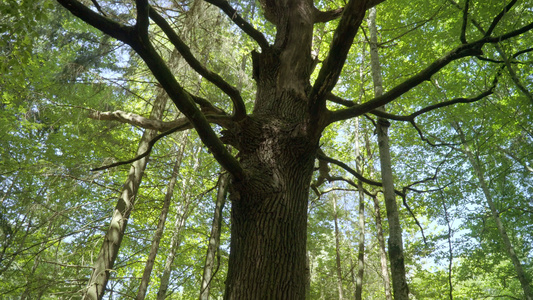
top-left (1, 0), bottom-right (532, 299)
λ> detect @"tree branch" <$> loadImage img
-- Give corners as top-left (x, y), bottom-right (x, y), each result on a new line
top-left (91, 124), bottom-right (189, 171)
top-left (88, 109), bottom-right (234, 131)
top-left (203, 0), bottom-right (269, 50)
top-left (56, 0), bottom-right (134, 43)
top-left (149, 7), bottom-right (247, 120)
top-left (327, 5), bottom-right (532, 125)
top-left (317, 151), bottom-right (405, 197)
top-left (135, 0), bottom-right (149, 36)
top-left (57, 0), bottom-right (245, 180)
top-left (309, 0), bottom-right (369, 116)
top-left (460, 0), bottom-right (470, 44)
top-left (484, 0), bottom-right (518, 38)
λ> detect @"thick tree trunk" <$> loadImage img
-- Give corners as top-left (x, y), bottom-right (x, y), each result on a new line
top-left (199, 172), bottom-right (229, 300)
top-left (136, 133), bottom-right (187, 300)
top-left (222, 2), bottom-right (321, 296)
top-left (454, 124), bottom-right (532, 300)
top-left (84, 92), bottom-right (167, 300)
top-left (224, 140), bottom-right (316, 299)
top-left (368, 7), bottom-right (410, 300)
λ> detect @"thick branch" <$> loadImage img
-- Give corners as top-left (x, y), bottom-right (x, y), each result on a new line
top-left (484, 0), bottom-right (518, 38)
top-left (460, 0), bottom-right (470, 44)
top-left (56, 0), bottom-right (134, 43)
top-left (135, 0), bottom-right (149, 36)
top-left (203, 0), bottom-right (269, 50)
top-left (57, 0), bottom-right (244, 180)
top-left (309, 0), bottom-right (369, 115)
top-left (88, 110), bottom-right (234, 131)
top-left (149, 7), bottom-right (247, 119)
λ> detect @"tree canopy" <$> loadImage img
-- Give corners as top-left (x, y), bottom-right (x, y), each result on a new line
top-left (1, 0), bottom-right (532, 299)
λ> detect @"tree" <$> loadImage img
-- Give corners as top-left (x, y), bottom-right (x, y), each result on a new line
top-left (20, 0), bottom-right (533, 298)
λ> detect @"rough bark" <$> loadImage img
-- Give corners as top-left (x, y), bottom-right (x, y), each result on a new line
top-left (223, 118), bottom-right (318, 298)
top-left (368, 7), bottom-right (410, 300)
top-left (135, 133), bottom-right (187, 300)
top-left (454, 124), bottom-right (532, 300)
top-left (83, 92), bottom-right (167, 300)
top-left (199, 172), bottom-right (229, 300)
top-left (333, 196), bottom-right (345, 300)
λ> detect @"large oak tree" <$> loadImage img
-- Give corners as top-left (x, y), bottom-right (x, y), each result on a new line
top-left (51, 0), bottom-right (533, 298)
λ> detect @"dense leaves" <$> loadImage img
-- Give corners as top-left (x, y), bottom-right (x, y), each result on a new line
top-left (1, 0), bottom-right (532, 299)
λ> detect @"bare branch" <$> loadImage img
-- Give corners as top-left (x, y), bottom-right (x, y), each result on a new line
top-left (313, 7), bottom-right (344, 23)
top-left (203, 0), bottom-right (269, 50)
top-left (88, 109), bottom-right (233, 131)
top-left (149, 7), bottom-right (247, 120)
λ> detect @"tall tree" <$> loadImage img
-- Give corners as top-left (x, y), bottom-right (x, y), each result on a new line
top-left (42, 0), bottom-right (533, 298)
top-left (368, 6), bottom-right (409, 299)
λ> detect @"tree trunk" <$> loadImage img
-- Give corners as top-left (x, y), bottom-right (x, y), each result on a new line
top-left (333, 196), bottom-right (345, 300)
top-left (354, 117), bottom-right (366, 300)
top-left (222, 4), bottom-right (322, 298)
top-left (223, 137), bottom-right (317, 299)
top-left (454, 123), bottom-right (532, 300)
top-left (157, 141), bottom-right (199, 300)
top-left (84, 92), bottom-right (167, 300)
top-left (199, 172), bottom-right (229, 300)
top-left (372, 194), bottom-right (393, 300)
top-left (368, 7), bottom-right (410, 300)
top-left (136, 133), bottom-right (187, 300)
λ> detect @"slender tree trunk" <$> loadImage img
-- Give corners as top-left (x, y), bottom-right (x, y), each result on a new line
top-left (199, 172), bottom-right (229, 300)
top-left (354, 117), bottom-right (366, 300)
top-left (136, 133), bottom-right (187, 300)
top-left (368, 7), bottom-right (410, 300)
top-left (333, 196), bottom-right (345, 300)
top-left (372, 194), bottom-right (393, 300)
top-left (365, 127), bottom-right (392, 300)
top-left (441, 199), bottom-right (454, 300)
top-left (84, 92), bottom-right (167, 300)
top-left (454, 124), bottom-right (532, 300)
top-left (157, 143), bottom-right (200, 300)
